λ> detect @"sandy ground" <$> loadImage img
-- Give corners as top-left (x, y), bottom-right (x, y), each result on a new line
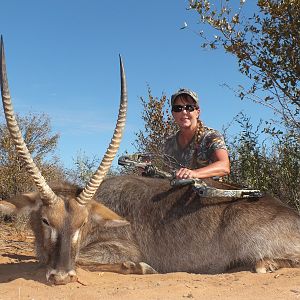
top-left (1, 223), bottom-right (300, 300)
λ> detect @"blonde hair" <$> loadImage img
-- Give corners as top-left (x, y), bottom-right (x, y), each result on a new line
top-left (191, 119), bottom-right (205, 168)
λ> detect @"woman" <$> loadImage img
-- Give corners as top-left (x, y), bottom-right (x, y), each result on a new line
top-left (164, 88), bottom-right (230, 179)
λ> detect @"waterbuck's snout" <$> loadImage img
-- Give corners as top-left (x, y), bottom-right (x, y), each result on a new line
top-left (47, 269), bottom-right (77, 285)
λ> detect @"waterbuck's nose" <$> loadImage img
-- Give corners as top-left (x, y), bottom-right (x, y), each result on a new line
top-left (47, 269), bottom-right (77, 285)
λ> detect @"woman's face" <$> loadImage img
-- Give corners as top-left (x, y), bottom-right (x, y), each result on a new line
top-left (172, 95), bottom-right (200, 130)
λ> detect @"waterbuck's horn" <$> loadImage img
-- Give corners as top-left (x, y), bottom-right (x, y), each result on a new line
top-left (0, 36), bottom-right (59, 206)
top-left (76, 55), bottom-right (127, 205)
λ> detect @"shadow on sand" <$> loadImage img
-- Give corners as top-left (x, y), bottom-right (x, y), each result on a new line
top-left (0, 254), bottom-right (49, 285)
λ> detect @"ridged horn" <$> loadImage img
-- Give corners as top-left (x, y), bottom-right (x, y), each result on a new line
top-left (0, 36), bottom-right (59, 206)
top-left (76, 55), bottom-right (127, 205)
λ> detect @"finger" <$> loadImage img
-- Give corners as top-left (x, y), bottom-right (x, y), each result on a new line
top-left (177, 168), bottom-right (191, 179)
top-left (176, 169), bottom-right (185, 179)
top-left (176, 168), bottom-right (185, 176)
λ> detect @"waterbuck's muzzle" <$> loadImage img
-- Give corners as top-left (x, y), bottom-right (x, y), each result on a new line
top-left (46, 268), bottom-right (77, 285)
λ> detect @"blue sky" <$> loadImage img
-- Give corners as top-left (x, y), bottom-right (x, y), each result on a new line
top-left (0, 0), bottom-right (271, 169)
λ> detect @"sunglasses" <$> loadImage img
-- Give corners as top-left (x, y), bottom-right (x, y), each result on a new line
top-left (172, 104), bottom-right (197, 113)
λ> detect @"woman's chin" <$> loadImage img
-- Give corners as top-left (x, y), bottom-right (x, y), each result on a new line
top-left (179, 123), bottom-right (192, 129)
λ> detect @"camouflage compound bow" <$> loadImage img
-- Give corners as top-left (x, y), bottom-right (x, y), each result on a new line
top-left (118, 154), bottom-right (263, 199)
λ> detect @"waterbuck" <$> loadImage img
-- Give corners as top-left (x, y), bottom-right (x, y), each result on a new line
top-left (1, 37), bottom-right (300, 285)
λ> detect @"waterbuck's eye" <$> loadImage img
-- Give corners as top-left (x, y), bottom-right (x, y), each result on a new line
top-left (42, 218), bottom-right (50, 226)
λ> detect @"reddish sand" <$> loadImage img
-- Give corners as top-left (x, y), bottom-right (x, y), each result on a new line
top-left (1, 223), bottom-right (299, 300)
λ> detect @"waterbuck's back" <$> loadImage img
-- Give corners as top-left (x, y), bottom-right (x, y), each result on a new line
top-left (96, 175), bottom-right (300, 274)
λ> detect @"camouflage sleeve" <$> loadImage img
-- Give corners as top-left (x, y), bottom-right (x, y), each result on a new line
top-left (163, 137), bottom-right (171, 156)
top-left (204, 129), bottom-right (228, 158)
top-left (163, 134), bottom-right (176, 156)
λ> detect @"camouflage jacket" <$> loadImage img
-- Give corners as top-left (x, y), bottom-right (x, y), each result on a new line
top-left (164, 126), bottom-right (227, 169)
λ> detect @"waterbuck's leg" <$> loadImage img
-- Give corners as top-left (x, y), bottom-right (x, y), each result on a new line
top-left (77, 261), bottom-right (157, 274)
top-left (255, 258), bottom-right (300, 273)
top-left (77, 239), bottom-right (157, 274)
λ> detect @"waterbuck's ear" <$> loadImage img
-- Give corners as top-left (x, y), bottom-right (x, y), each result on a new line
top-left (90, 201), bottom-right (130, 228)
top-left (4, 192), bottom-right (42, 212)
top-left (0, 200), bottom-right (17, 215)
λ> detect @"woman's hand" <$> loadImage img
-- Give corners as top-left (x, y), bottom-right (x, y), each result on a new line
top-left (176, 168), bottom-right (196, 179)
top-left (176, 149), bottom-right (230, 180)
